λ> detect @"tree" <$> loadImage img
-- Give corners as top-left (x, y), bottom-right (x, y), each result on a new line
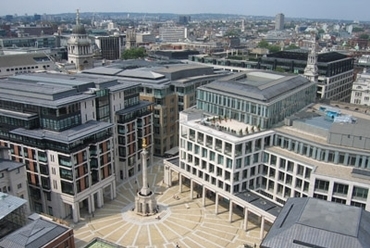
top-left (269, 45), bottom-right (281, 53)
top-left (360, 34), bottom-right (369, 40)
top-left (285, 44), bottom-right (299, 50)
top-left (257, 40), bottom-right (269, 49)
top-left (121, 47), bottom-right (146, 60)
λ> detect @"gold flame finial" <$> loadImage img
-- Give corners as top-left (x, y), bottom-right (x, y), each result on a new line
top-left (142, 138), bottom-right (147, 149)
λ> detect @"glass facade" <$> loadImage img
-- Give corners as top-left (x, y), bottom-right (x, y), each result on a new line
top-left (196, 83), bottom-right (316, 129)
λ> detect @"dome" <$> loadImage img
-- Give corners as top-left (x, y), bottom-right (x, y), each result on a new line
top-left (72, 24), bottom-right (86, 35)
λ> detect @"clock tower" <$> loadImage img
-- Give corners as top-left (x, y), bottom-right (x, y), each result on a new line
top-left (304, 36), bottom-right (318, 83)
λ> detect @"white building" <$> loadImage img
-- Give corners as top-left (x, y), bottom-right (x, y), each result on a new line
top-left (351, 69), bottom-right (370, 105)
top-left (0, 147), bottom-right (30, 213)
top-left (164, 71), bottom-right (370, 239)
top-left (67, 10), bottom-right (94, 71)
top-left (159, 26), bottom-right (187, 42)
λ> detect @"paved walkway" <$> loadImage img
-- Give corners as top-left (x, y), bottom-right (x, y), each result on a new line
top-left (72, 158), bottom-right (264, 248)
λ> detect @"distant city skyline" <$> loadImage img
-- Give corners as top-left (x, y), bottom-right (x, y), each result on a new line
top-left (1, 0), bottom-right (369, 21)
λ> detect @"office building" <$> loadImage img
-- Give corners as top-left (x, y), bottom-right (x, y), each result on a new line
top-left (164, 70), bottom-right (370, 240)
top-left (351, 68), bottom-right (370, 105)
top-left (0, 217), bottom-right (75, 248)
top-left (0, 36), bottom-right (56, 48)
top-left (178, 15), bottom-right (191, 25)
top-left (0, 73), bottom-right (150, 222)
top-left (159, 26), bottom-right (187, 42)
top-left (261, 198), bottom-right (370, 248)
top-left (94, 35), bottom-right (122, 60)
top-left (0, 53), bottom-right (55, 78)
top-left (275, 13), bottom-right (285, 31)
top-left (83, 62), bottom-right (228, 156)
top-left (261, 50), bottom-right (354, 102)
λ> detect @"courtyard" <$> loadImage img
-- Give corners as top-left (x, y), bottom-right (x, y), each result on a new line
top-left (71, 157), bottom-right (264, 248)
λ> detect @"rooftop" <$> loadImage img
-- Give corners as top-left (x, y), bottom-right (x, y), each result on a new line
top-left (0, 218), bottom-right (71, 248)
top-left (200, 70), bottom-right (312, 102)
top-left (261, 198), bottom-right (370, 248)
top-left (0, 159), bottom-right (24, 172)
top-left (0, 53), bottom-right (51, 68)
top-left (266, 50), bottom-right (349, 63)
top-left (0, 192), bottom-right (27, 221)
top-left (10, 120), bottom-right (113, 144)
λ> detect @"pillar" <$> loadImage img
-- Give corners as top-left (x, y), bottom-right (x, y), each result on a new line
top-left (215, 193), bottom-right (219, 214)
top-left (87, 197), bottom-right (92, 214)
top-left (112, 180), bottom-right (117, 199)
top-left (179, 173), bottom-right (182, 193)
top-left (168, 168), bottom-right (173, 186)
top-left (190, 179), bottom-right (194, 199)
top-left (202, 186), bottom-right (206, 207)
top-left (244, 207), bottom-right (248, 231)
top-left (228, 200), bottom-right (233, 222)
top-left (97, 189), bottom-right (103, 208)
top-left (260, 216), bottom-right (265, 239)
top-left (90, 194), bottom-right (95, 213)
top-left (72, 202), bottom-right (80, 223)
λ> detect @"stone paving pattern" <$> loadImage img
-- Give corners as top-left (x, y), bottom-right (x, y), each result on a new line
top-left (72, 158), bottom-right (264, 248)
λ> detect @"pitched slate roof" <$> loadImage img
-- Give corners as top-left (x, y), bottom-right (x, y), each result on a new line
top-left (0, 218), bottom-right (70, 248)
top-left (261, 197), bottom-right (370, 248)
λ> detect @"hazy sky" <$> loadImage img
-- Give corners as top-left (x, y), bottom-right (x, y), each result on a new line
top-left (2, 0), bottom-right (369, 21)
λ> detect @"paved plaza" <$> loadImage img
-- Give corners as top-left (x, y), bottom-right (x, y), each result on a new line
top-left (72, 158), bottom-right (265, 248)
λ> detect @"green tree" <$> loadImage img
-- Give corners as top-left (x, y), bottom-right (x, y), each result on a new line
top-left (268, 45), bottom-right (281, 53)
top-left (121, 47), bottom-right (146, 60)
top-left (285, 44), bottom-right (299, 50)
top-left (360, 34), bottom-right (369, 40)
top-left (257, 40), bottom-right (269, 49)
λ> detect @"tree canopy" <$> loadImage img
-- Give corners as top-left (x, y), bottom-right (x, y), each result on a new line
top-left (121, 47), bottom-right (146, 60)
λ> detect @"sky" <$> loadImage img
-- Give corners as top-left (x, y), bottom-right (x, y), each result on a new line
top-left (1, 0), bottom-right (369, 21)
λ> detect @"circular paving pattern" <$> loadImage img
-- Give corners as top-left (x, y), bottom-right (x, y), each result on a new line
top-left (72, 160), bottom-right (263, 248)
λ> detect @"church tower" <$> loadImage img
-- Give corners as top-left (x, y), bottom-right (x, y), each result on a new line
top-left (125, 28), bottom-right (136, 50)
top-left (68, 9), bottom-right (94, 71)
top-left (304, 36), bottom-right (318, 83)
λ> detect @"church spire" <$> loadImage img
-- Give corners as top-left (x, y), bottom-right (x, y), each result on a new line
top-left (76, 9), bottom-right (80, 25)
top-left (304, 35), bottom-right (318, 83)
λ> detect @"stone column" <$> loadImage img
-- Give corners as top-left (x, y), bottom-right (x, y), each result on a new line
top-left (97, 189), bottom-right (103, 208)
top-left (260, 216), bottom-right (265, 239)
top-left (87, 196), bottom-right (92, 214)
top-left (168, 168), bottom-right (173, 187)
top-left (215, 193), bottom-right (219, 214)
top-left (179, 173), bottom-right (182, 193)
top-left (190, 179), bottom-right (194, 199)
top-left (202, 186), bottom-right (206, 207)
top-left (72, 202), bottom-right (80, 223)
top-left (112, 180), bottom-right (117, 199)
top-left (91, 194), bottom-right (95, 213)
top-left (244, 207), bottom-right (248, 231)
top-left (228, 200), bottom-right (233, 222)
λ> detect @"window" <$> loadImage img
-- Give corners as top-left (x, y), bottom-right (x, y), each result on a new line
top-left (0, 173), bottom-right (3, 178)
top-left (17, 183), bottom-right (22, 189)
top-left (333, 183), bottom-right (348, 195)
top-left (352, 186), bottom-right (368, 200)
top-left (315, 179), bottom-right (329, 192)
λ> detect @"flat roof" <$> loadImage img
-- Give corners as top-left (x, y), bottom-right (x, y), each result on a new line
top-left (10, 120), bottom-right (113, 144)
top-left (200, 70), bottom-right (312, 102)
top-left (116, 101), bottom-right (153, 115)
top-left (0, 53), bottom-right (52, 68)
top-left (265, 146), bottom-right (370, 185)
top-left (236, 190), bottom-right (282, 217)
top-left (0, 192), bottom-right (27, 221)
